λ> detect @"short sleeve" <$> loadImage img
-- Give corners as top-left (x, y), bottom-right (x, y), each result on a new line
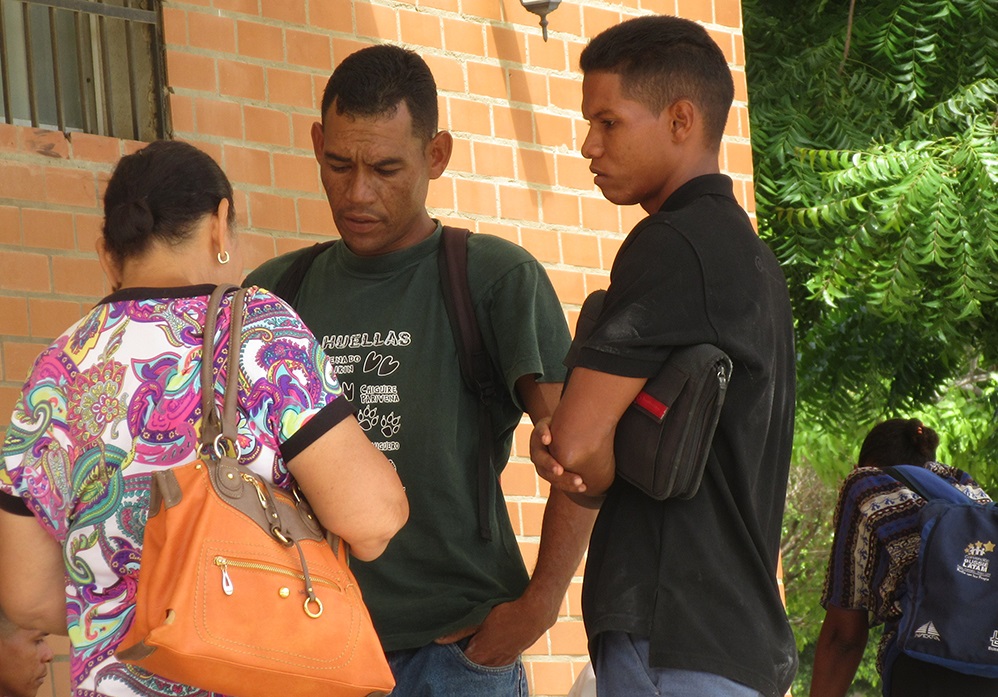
top-left (239, 287), bottom-right (355, 479)
top-left (576, 222), bottom-right (712, 378)
top-left (473, 251), bottom-right (571, 404)
top-left (0, 490), bottom-right (32, 515)
top-left (1, 337), bottom-right (75, 540)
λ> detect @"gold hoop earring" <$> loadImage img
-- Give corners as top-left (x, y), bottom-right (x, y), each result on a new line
top-left (217, 251), bottom-right (230, 265)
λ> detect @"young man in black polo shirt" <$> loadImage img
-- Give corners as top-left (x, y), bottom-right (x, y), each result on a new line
top-left (530, 15), bottom-right (797, 697)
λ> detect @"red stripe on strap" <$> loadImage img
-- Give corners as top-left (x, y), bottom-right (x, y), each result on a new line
top-left (633, 391), bottom-right (668, 419)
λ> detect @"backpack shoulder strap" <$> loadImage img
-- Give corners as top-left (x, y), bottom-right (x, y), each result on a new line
top-left (271, 240), bottom-right (338, 309)
top-left (438, 227), bottom-right (496, 401)
top-left (886, 464), bottom-right (973, 505)
top-left (437, 226), bottom-right (498, 541)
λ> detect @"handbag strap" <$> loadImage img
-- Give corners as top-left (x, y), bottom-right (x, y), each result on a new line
top-left (199, 283), bottom-right (247, 456)
top-left (202, 284), bottom-right (352, 575)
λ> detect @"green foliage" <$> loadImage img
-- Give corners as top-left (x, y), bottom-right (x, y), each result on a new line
top-left (744, 0), bottom-right (998, 692)
top-left (745, 0), bottom-right (998, 462)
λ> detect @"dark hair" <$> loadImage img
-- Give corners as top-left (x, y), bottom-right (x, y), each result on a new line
top-left (858, 418), bottom-right (940, 469)
top-left (579, 15), bottom-right (734, 147)
top-left (102, 140), bottom-right (235, 266)
top-left (320, 44), bottom-right (438, 142)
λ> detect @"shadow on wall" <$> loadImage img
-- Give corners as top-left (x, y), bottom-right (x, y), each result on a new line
top-left (350, 0), bottom-right (555, 185)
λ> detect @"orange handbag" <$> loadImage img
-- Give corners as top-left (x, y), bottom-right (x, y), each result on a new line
top-left (116, 285), bottom-right (395, 697)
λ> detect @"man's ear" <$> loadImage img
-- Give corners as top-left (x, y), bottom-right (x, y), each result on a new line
top-left (426, 130), bottom-right (453, 180)
top-left (95, 237), bottom-right (122, 291)
top-left (667, 99), bottom-right (697, 143)
top-left (311, 121), bottom-right (325, 164)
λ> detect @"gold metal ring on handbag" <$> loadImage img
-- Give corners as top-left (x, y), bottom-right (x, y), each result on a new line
top-left (304, 596), bottom-right (323, 618)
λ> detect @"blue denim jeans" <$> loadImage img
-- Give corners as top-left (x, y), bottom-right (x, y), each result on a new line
top-left (386, 637), bottom-right (528, 697)
top-left (593, 631), bottom-right (765, 697)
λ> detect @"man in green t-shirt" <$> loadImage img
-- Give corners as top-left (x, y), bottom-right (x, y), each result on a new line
top-left (245, 44), bottom-right (596, 696)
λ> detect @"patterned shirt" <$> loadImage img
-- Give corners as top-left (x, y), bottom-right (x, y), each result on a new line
top-left (1, 285), bottom-right (352, 697)
top-left (821, 461), bottom-right (991, 671)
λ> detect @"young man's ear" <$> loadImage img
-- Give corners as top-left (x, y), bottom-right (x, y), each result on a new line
top-left (426, 130), bottom-right (453, 180)
top-left (667, 99), bottom-right (697, 143)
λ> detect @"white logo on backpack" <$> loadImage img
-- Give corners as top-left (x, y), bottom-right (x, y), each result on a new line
top-left (958, 540), bottom-right (994, 581)
top-left (914, 622), bottom-right (942, 641)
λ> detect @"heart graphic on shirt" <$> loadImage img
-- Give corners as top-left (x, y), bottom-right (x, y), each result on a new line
top-left (363, 351), bottom-right (383, 373)
top-left (363, 351), bottom-right (400, 377)
top-left (377, 356), bottom-right (400, 376)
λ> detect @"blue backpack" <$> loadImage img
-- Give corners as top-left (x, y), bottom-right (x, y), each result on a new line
top-left (886, 464), bottom-right (998, 678)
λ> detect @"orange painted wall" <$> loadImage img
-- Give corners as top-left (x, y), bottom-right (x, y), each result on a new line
top-left (0, 1), bottom-right (757, 695)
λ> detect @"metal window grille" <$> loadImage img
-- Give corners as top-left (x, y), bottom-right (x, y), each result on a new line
top-left (0, 0), bottom-right (166, 141)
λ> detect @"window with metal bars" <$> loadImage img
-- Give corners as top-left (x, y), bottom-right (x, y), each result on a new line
top-left (0, 0), bottom-right (166, 141)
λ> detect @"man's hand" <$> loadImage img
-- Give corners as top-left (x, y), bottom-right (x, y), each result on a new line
top-left (435, 593), bottom-right (557, 667)
top-left (530, 418), bottom-right (588, 493)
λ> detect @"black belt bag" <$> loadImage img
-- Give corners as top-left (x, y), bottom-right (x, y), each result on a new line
top-left (567, 290), bottom-right (732, 500)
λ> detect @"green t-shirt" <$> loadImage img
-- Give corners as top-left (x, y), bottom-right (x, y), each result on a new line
top-left (245, 226), bottom-right (571, 650)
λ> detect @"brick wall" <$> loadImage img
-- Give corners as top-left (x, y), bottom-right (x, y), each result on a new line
top-left (0, 1), bottom-right (756, 695)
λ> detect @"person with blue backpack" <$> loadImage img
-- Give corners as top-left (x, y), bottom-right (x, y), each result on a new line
top-left (810, 418), bottom-right (998, 696)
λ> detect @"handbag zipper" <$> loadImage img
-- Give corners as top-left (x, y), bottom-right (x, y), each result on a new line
top-left (213, 554), bottom-right (351, 619)
top-left (220, 473), bottom-right (341, 619)
top-left (678, 360), bottom-right (727, 491)
top-left (214, 555), bottom-right (347, 594)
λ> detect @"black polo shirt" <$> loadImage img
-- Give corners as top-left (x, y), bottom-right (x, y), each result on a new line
top-left (576, 174), bottom-right (797, 697)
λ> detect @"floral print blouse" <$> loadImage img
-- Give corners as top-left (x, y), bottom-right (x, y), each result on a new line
top-left (1, 285), bottom-right (353, 697)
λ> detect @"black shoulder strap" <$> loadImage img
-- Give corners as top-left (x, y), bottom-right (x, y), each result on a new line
top-left (438, 226), bottom-right (498, 541)
top-left (272, 240), bottom-right (337, 309)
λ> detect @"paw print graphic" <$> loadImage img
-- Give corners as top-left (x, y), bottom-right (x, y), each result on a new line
top-left (380, 412), bottom-right (401, 438)
top-left (356, 405), bottom-right (379, 432)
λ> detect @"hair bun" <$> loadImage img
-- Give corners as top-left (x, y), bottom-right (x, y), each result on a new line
top-left (106, 198), bottom-right (154, 241)
top-left (910, 419), bottom-right (940, 457)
